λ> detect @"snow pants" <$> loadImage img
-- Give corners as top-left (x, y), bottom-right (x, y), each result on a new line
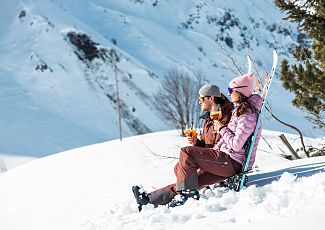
top-left (148, 146), bottom-right (242, 206)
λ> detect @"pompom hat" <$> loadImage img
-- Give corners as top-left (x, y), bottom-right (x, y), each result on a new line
top-left (229, 72), bottom-right (255, 97)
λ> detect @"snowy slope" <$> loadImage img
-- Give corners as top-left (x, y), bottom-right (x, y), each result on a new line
top-left (0, 130), bottom-right (324, 230)
top-left (0, 0), bottom-right (324, 162)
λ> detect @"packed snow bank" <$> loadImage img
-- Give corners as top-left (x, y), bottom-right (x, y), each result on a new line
top-left (0, 153), bottom-right (36, 172)
top-left (88, 171), bottom-right (325, 230)
top-left (0, 130), bottom-right (324, 230)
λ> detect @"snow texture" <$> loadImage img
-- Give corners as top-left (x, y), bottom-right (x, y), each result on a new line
top-left (0, 0), bottom-right (324, 165)
top-left (0, 130), bottom-right (324, 230)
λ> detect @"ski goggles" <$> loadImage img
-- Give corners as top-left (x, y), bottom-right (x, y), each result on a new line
top-left (227, 85), bottom-right (248, 95)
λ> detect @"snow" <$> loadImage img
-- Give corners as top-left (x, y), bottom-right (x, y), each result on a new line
top-left (0, 154), bottom-right (35, 172)
top-left (0, 0), bottom-right (324, 167)
top-left (0, 130), bottom-right (324, 230)
top-left (0, 1), bottom-right (324, 228)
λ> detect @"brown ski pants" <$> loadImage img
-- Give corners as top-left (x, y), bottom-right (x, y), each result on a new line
top-left (148, 146), bottom-right (242, 206)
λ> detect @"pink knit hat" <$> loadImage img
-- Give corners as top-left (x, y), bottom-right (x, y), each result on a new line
top-left (229, 72), bottom-right (255, 97)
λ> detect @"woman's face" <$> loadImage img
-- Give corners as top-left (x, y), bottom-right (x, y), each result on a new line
top-left (230, 90), bottom-right (239, 102)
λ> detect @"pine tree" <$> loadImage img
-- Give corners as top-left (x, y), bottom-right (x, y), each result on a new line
top-left (274, 0), bottom-right (325, 128)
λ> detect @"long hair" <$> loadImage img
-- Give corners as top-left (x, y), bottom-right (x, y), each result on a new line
top-left (236, 92), bottom-right (256, 117)
top-left (213, 94), bottom-right (226, 107)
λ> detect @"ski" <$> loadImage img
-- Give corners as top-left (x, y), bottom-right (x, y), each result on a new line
top-left (237, 50), bottom-right (278, 191)
top-left (247, 55), bottom-right (252, 73)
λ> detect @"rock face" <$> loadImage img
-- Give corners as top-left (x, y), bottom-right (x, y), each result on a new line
top-left (65, 31), bottom-right (152, 135)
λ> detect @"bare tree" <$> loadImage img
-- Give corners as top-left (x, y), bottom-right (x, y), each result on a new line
top-left (0, 159), bottom-right (7, 173)
top-left (154, 69), bottom-right (205, 135)
top-left (215, 40), bottom-right (244, 76)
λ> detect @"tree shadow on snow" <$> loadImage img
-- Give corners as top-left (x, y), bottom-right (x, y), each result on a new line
top-left (248, 160), bottom-right (325, 187)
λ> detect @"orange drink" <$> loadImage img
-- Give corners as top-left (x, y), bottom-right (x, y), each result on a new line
top-left (191, 129), bottom-right (196, 138)
top-left (210, 111), bottom-right (222, 120)
top-left (184, 129), bottom-right (192, 136)
top-left (184, 124), bottom-right (196, 138)
top-left (184, 129), bottom-right (196, 138)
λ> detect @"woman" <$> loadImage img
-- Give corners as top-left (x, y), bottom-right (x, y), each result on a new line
top-left (213, 72), bottom-right (263, 171)
top-left (133, 72), bottom-right (263, 210)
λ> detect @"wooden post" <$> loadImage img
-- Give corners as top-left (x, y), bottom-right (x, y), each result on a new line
top-left (279, 134), bottom-right (300, 159)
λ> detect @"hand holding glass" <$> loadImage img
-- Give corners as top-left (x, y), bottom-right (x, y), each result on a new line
top-left (210, 105), bottom-right (222, 120)
top-left (184, 124), bottom-right (196, 138)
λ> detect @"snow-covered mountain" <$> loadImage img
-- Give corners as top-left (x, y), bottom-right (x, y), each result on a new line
top-left (0, 0), bottom-right (323, 159)
top-left (0, 130), bottom-right (324, 230)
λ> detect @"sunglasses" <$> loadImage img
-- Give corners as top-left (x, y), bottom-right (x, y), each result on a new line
top-left (227, 85), bottom-right (248, 95)
top-left (199, 96), bottom-right (210, 103)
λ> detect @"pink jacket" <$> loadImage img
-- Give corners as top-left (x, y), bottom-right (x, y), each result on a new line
top-left (214, 94), bottom-right (263, 170)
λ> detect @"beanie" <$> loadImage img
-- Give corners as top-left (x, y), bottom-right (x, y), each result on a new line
top-left (229, 72), bottom-right (255, 97)
top-left (198, 84), bottom-right (221, 97)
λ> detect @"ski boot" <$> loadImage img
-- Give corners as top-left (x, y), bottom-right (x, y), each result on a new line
top-left (132, 185), bottom-right (150, 212)
top-left (168, 189), bottom-right (200, 208)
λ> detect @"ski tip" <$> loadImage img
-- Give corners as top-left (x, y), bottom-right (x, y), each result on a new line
top-left (271, 50), bottom-right (278, 70)
top-left (273, 49), bottom-right (278, 56)
top-left (247, 55), bottom-right (252, 74)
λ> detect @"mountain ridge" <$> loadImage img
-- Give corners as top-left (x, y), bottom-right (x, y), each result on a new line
top-left (0, 0), bottom-right (323, 158)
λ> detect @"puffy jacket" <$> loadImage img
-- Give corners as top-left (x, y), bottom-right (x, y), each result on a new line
top-left (214, 94), bottom-right (263, 170)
